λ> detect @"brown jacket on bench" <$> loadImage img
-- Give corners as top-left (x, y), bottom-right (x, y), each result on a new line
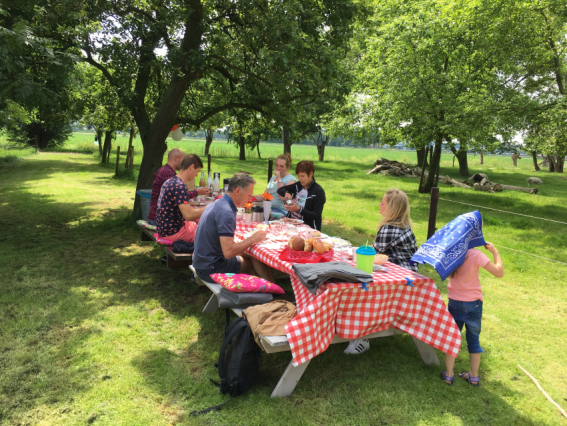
top-left (243, 301), bottom-right (297, 350)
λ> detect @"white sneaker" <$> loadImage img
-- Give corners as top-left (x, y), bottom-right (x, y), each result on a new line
top-left (344, 339), bottom-right (370, 355)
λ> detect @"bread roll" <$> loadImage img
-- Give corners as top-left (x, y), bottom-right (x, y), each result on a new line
top-left (288, 236), bottom-right (305, 251)
top-left (312, 238), bottom-right (325, 254)
top-left (304, 240), bottom-right (313, 252)
top-left (313, 231), bottom-right (321, 237)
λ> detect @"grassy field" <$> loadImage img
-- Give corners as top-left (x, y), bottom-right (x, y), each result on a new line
top-left (1, 135), bottom-right (566, 425)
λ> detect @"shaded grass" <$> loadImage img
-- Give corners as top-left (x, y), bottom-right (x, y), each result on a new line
top-left (0, 146), bottom-right (566, 425)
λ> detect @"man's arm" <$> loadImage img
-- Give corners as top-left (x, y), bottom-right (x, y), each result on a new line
top-left (219, 232), bottom-right (267, 259)
top-left (178, 204), bottom-right (205, 221)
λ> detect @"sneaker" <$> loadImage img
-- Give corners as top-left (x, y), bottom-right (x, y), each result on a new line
top-left (344, 339), bottom-right (370, 355)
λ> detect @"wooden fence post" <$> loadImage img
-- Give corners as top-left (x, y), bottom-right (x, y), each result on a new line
top-left (268, 159), bottom-right (273, 183)
top-left (208, 154), bottom-right (211, 174)
top-left (115, 146), bottom-right (120, 175)
top-left (427, 187), bottom-right (439, 239)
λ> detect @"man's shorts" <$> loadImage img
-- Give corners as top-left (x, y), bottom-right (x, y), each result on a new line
top-left (195, 256), bottom-right (242, 283)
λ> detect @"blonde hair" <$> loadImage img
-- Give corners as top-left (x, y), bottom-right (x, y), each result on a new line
top-left (377, 188), bottom-right (413, 230)
top-left (276, 153), bottom-right (292, 170)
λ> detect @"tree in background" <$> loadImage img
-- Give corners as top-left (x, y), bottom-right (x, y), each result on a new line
top-left (48, 0), bottom-right (357, 216)
top-left (0, 3), bottom-right (80, 149)
top-left (345, 0), bottom-right (527, 191)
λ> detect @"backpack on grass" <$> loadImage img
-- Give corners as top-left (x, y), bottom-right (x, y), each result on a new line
top-left (192, 316), bottom-right (262, 416)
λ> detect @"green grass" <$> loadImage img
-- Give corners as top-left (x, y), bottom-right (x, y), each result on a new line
top-left (1, 135), bottom-right (566, 425)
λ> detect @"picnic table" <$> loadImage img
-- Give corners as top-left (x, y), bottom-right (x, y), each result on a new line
top-left (195, 220), bottom-right (461, 397)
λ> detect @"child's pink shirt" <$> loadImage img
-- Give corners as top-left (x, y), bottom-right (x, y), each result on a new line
top-left (447, 248), bottom-right (491, 302)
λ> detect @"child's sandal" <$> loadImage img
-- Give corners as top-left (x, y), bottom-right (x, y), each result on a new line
top-left (440, 371), bottom-right (455, 386)
top-left (459, 372), bottom-right (480, 387)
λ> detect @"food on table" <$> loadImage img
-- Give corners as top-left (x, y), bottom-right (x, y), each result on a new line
top-left (312, 231), bottom-right (321, 237)
top-left (304, 239), bottom-right (313, 252)
top-left (256, 224), bottom-right (269, 232)
top-left (312, 238), bottom-right (326, 254)
top-left (282, 218), bottom-right (303, 224)
top-left (374, 254), bottom-right (389, 265)
top-left (288, 236), bottom-right (305, 251)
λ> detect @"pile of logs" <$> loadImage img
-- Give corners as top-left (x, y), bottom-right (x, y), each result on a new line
top-left (440, 175), bottom-right (538, 194)
top-left (366, 158), bottom-right (539, 194)
top-left (366, 158), bottom-right (424, 178)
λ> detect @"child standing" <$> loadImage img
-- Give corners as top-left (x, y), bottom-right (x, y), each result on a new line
top-left (344, 188), bottom-right (418, 355)
top-left (441, 243), bottom-right (504, 386)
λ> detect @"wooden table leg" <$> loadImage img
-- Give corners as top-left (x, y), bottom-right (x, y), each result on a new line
top-left (270, 359), bottom-right (311, 398)
top-left (166, 255), bottom-right (191, 268)
top-left (202, 294), bottom-right (219, 313)
top-left (141, 231), bottom-right (153, 241)
top-left (411, 336), bottom-right (441, 366)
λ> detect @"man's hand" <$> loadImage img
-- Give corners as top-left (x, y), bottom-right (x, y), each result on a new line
top-left (284, 199), bottom-right (300, 213)
top-left (284, 192), bottom-right (293, 200)
top-left (197, 187), bottom-right (209, 195)
top-left (252, 231), bottom-right (267, 244)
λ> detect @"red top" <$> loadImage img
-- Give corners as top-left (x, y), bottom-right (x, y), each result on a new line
top-left (148, 164), bottom-right (176, 221)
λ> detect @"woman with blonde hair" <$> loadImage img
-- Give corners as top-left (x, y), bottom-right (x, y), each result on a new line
top-left (254, 153), bottom-right (296, 215)
top-left (344, 188), bottom-right (418, 355)
top-left (373, 188), bottom-right (418, 272)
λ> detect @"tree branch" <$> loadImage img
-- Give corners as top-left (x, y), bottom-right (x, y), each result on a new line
top-left (208, 54), bottom-right (271, 86)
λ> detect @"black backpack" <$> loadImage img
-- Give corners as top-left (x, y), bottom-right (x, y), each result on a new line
top-left (192, 316), bottom-right (261, 415)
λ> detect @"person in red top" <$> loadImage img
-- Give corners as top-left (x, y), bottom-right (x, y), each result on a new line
top-left (156, 154), bottom-right (208, 242)
top-left (148, 148), bottom-right (185, 225)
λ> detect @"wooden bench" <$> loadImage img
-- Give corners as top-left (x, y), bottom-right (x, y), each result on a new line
top-left (138, 224), bottom-right (192, 268)
top-left (190, 265), bottom-right (441, 398)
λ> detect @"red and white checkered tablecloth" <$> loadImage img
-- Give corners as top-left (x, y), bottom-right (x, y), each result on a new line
top-left (234, 228), bottom-right (461, 366)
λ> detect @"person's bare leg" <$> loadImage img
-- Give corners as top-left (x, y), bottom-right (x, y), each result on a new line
top-left (239, 256), bottom-right (256, 275)
top-left (469, 353), bottom-right (481, 378)
top-left (444, 354), bottom-right (456, 383)
top-left (250, 257), bottom-right (275, 282)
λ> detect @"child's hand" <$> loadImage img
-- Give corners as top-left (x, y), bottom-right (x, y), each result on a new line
top-left (484, 242), bottom-right (497, 253)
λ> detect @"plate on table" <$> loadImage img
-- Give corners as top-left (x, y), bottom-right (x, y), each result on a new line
top-left (281, 218), bottom-right (304, 225)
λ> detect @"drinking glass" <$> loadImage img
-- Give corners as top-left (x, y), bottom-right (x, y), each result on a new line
top-left (341, 241), bottom-right (352, 261)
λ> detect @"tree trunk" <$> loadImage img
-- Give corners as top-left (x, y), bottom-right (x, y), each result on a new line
top-left (256, 138), bottom-right (261, 159)
top-left (419, 137), bottom-right (442, 193)
top-left (283, 125), bottom-right (291, 155)
top-left (416, 146), bottom-right (428, 168)
top-left (238, 135), bottom-right (246, 160)
top-left (125, 127), bottom-right (135, 169)
top-left (553, 155), bottom-right (564, 173)
top-left (500, 184), bottom-right (538, 194)
top-left (511, 154), bottom-right (519, 167)
top-left (317, 136), bottom-right (328, 161)
top-left (531, 151), bottom-right (540, 171)
top-left (132, 76), bottom-right (197, 218)
top-left (480, 150), bottom-right (484, 165)
top-left (455, 150), bottom-right (469, 177)
top-left (96, 129), bottom-right (103, 156)
top-left (204, 129), bottom-right (213, 155)
top-left (102, 130), bottom-right (113, 164)
top-left (548, 155), bottom-right (556, 172)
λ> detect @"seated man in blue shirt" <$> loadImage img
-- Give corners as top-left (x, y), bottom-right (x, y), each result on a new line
top-left (193, 173), bottom-right (275, 283)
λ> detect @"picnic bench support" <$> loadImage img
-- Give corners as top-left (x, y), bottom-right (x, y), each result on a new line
top-left (411, 337), bottom-right (441, 366)
top-left (427, 187), bottom-right (439, 239)
top-left (207, 154), bottom-right (211, 175)
top-left (141, 229), bottom-right (153, 241)
top-left (268, 159), bottom-right (273, 183)
top-left (270, 360), bottom-right (312, 398)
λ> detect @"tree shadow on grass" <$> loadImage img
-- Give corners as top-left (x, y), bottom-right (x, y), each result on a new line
top-left (129, 330), bottom-right (543, 425)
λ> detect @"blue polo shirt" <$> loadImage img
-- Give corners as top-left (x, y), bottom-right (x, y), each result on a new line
top-left (193, 194), bottom-right (237, 271)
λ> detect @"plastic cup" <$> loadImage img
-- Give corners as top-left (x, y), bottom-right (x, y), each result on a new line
top-left (356, 245), bottom-right (376, 273)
